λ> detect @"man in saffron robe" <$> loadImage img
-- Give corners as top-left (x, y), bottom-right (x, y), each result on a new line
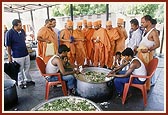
top-left (50, 18), bottom-right (60, 45)
top-left (59, 20), bottom-right (76, 66)
top-left (115, 18), bottom-right (128, 53)
top-left (73, 22), bottom-right (86, 67)
top-left (92, 21), bottom-right (111, 67)
top-left (97, 20), bottom-right (102, 28)
top-left (37, 19), bottom-right (58, 63)
top-left (106, 20), bottom-right (120, 69)
top-left (84, 21), bottom-right (95, 66)
top-left (137, 15), bottom-right (160, 90)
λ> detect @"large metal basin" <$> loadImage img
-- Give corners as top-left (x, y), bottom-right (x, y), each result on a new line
top-left (31, 96), bottom-right (102, 111)
top-left (4, 79), bottom-right (18, 110)
top-left (75, 67), bottom-right (114, 102)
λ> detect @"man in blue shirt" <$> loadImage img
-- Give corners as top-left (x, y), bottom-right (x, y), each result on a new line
top-left (6, 19), bottom-right (35, 89)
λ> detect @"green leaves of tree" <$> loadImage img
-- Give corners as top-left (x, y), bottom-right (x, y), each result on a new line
top-left (128, 4), bottom-right (159, 18)
top-left (51, 4), bottom-right (164, 23)
top-left (51, 4), bottom-right (106, 17)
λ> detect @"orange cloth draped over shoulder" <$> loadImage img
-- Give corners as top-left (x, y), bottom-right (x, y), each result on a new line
top-left (115, 26), bottom-right (128, 53)
top-left (106, 28), bottom-right (120, 68)
top-left (92, 28), bottom-right (111, 67)
top-left (73, 29), bottom-right (86, 66)
top-left (37, 26), bottom-right (58, 63)
top-left (59, 29), bottom-right (76, 65)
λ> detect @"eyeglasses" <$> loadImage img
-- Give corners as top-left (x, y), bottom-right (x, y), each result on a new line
top-left (78, 26), bottom-right (82, 28)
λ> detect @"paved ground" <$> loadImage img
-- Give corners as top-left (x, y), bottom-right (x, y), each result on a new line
top-left (3, 56), bottom-right (165, 112)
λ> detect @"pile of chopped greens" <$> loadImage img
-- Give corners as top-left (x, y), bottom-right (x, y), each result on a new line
top-left (77, 71), bottom-right (107, 83)
top-left (37, 97), bottom-right (100, 111)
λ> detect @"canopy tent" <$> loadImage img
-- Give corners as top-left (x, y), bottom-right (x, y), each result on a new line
top-left (3, 4), bottom-right (56, 13)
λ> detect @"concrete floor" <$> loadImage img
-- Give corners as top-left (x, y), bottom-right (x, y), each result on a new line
top-left (3, 56), bottom-right (165, 112)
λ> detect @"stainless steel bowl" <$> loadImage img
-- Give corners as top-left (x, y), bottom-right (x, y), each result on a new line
top-left (75, 67), bottom-right (114, 102)
top-left (31, 96), bottom-right (102, 111)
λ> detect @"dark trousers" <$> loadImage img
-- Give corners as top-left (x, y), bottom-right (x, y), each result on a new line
top-left (114, 71), bottom-right (145, 95)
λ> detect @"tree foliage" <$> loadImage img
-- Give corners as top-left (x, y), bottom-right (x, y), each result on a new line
top-left (51, 4), bottom-right (164, 23)
top-left (127, 4), bottom-right (159, 18)
top-left (51, 4), bottom-right (106, 16)
top-left (154, 4), bottom-right (164, 23)
top-left (127, 4), bottom-right (164, 23)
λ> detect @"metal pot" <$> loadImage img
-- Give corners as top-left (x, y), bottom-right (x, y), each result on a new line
top-left (4, 79), bottom-right (18, 109)
top-left (31, 96), bottom-right (102, 111)
top-left (75, 67), bottom-right (114, 102)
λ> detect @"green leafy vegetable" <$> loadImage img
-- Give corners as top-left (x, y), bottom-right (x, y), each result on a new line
top-left (37, 97), bottom-right (99, 111)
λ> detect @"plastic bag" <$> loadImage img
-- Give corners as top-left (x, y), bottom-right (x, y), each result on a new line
top-left (4, 61), bottom-right (20, 83)
top-left (45, 43), bottom-right (55, 56)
